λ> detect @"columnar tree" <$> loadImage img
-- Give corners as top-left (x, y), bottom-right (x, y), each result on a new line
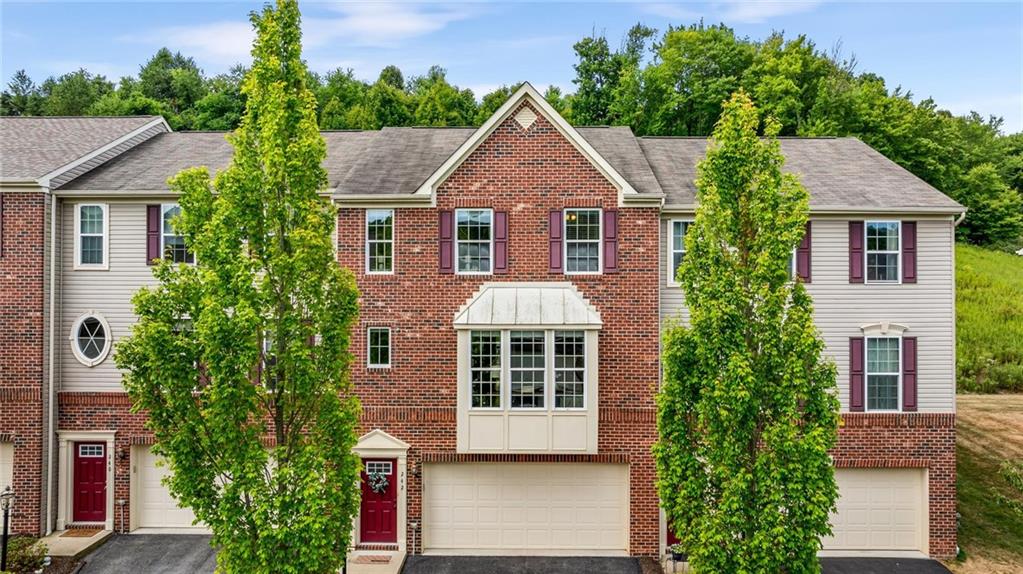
top-left (115, 2), bottom-right (361, 573)
top-left (654, 92), bottom-right (840, 573)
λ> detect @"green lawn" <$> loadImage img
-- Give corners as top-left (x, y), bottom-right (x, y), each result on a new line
top-left (956, 244), bottom-right (1023, 393)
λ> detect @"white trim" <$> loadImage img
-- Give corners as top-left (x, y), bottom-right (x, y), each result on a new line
top-left (865, 335), bottom-right (903, 412)
top-left (552, 329), bottom-right (588, 411)
top-left (37, 117), bottom-right (170, 188)
top-left (352, 429), bottom-right (410, 552)
top-left (865, 220), bottom-right (902, 284)
top-left (56, 430), bottom-right (116, 531)
top-left (160, 203), bottom-right (194, 265)
top-left (365, 208), bottom-right (395, 275)
top-left (860, 322), bottom-right (910, 336)
top-left (508, 329), bottom-right (547, 411)
top-left (454, 208), bottom-right (494, 275)
top-left (662, 204), bottom-right (965, 216)
top-left (69, 311), bottom-right (112, 367)
top-left (414, 83), bottom-right (636, 203)
top-left (367, 326), bottom-right (391, 369)
top-left (666, 219), bottom-right (692, 287)
top-left (563, 207), bottom-right (603, 275)
top-left (73, 203), bottom-right (109, 270)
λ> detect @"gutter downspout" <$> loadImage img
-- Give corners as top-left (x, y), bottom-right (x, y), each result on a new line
top-left (46, 190), bottom-right (57, 534)
top-left (954, 211), bottom-right (967, 227)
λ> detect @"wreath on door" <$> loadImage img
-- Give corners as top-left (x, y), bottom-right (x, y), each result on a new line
top-left (367, 471), bottom-right (389, 494)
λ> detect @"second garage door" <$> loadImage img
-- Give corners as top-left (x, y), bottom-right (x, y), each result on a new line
top-left (135, 447), bottom-right (200, 529)
top-left (423, 463), bottom-right (629, 555)
top-left (822, 468), bottom-right (926, 552)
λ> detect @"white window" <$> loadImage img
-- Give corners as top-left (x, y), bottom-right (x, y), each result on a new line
top-left (368, 327), bottom-right (391, 368)
top-left (75, 204), bottom-right (108, 269)
top-left (564, 208), bottom-right (601, 274)
top-left (667, 220), bottom-right (691, 285)
top-left (554, 331), bottom-right (586, 409)
top-left (366, 209), bottom-right (393, 274)
top-left (510, 331), bottom-right (545, 409)
top-left (365, 461), bottom-right (393, 475)
top-left (70, 313), bottom-right (111, 367)
top-left (866, 221), bottom-right (900, 283)
top-left (161, 204), bottom-right (194, 264)
top-left (470, 330), bottom-right (589, 411)
top-left (456, 209), bottom-right (493, 274)
top-left (866, 337), bottom-right (901, 411)
top-left (77, 444), bottom-right (104, 458)
top-left (470, 331), bottom-right (502, 408)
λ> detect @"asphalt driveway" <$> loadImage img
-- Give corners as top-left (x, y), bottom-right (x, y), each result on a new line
top-left (79, 534), bottom-right (216, 574)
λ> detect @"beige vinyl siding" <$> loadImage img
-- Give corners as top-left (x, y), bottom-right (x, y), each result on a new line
top-left (60, 200), bottom-right (161, 392)
top-left (660, 216), bottom-right (955, 412)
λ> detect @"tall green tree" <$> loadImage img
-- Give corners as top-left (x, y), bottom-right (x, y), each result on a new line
top-left (115, 1), bottom-right (362, 572)
top-left (138, 48), bottom-right (207, 114)
top-left (570, 24), bottom-right (653, 125)
top-left (655, 92), bottom-right (840, 573)
top-left (40, 69), bottom-right (113, 115)
top-left (0, 69), bottom-right (44, 116)
top-left (954, 164), bottom-right (1023, 247)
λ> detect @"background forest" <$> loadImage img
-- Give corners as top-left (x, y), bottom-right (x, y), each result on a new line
top-left (2, 21), bottom-right (1021, 391)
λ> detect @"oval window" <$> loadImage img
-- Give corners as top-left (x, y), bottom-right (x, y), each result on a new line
top-left (71, 313), bottom-right (111, 366)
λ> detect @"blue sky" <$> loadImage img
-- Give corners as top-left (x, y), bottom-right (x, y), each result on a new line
top-left (2, 1), bottom-right (1021, 132)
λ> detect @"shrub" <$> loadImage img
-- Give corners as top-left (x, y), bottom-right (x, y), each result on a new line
top-left (2, 536), bottom-right (47, 574)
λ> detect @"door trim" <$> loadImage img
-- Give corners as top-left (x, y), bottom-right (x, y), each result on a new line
top-left (57, 430), bottom-right (116, 531)
top-left (353, 429), bottom-right (409, 553)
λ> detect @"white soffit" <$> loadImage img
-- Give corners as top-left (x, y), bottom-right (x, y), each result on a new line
top-left (454, 282), bottom-right (602, 329)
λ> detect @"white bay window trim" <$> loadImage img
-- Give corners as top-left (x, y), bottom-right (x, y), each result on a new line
top-left (74, 203), bottom-right (108, 270)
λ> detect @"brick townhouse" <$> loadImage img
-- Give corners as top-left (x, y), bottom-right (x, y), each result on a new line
top-left (0, 83), bottom-right (959, 560)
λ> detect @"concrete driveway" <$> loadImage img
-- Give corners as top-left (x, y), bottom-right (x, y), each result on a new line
top-left (821, 557), bottom-right (952, 573)
top-left (78, 534), bottom-right (216, 574)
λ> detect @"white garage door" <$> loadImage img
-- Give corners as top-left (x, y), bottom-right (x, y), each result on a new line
top-left (423, 463), bottom-right (629, 555)
top-left (0, 443), bottom-right (13, 492)
top-left (136, 447), bottom-right (199, 529)
top-left (822, 468), bottom-right (926, 552)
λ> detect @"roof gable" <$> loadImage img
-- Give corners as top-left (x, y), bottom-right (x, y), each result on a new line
top-left (413, 83), bottom-right (638, 202)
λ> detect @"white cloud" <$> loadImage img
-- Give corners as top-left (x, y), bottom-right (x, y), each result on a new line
top-left (641, 3), bottom-right (704, 21)
top-left (716, 1), bottom-right (822, 24)
top-left (119, 21), bottom-right (254, 68)
top-left (304, 3), bottom-right (476, 48)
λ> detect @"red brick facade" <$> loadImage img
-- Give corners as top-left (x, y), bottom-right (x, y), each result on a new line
top-left (338, 103), bottom-right (663, 555)
top-left (0, 192), bottom-right (47, 534)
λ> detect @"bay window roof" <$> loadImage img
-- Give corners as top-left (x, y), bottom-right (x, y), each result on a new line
top-left (453, 282), bottom-right (602, 329)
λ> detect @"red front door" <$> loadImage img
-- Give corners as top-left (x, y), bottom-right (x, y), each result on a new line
top-left (360, 458), bottom-right (397, 543)
top-left (73, 442), bottom-right (107, 523)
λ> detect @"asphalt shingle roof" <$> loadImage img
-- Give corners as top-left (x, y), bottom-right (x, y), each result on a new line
top-left (638, 137), bottom-right (962, 211)
top-left (0, 116), bottom-right (160, 180)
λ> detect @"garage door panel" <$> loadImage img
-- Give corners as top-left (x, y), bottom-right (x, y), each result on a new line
top-left (823, 468), bottom-right (925, 552)
top-left (424, 463), bottom-right (628, 554)
top-left (136, 447), bottom-right (200, 529)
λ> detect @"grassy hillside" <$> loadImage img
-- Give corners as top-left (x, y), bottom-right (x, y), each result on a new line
top-left (956, 244), bottom-right (1023, 393)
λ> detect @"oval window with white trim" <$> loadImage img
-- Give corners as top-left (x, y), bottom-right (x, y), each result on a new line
top-left (70, 313), bottom-right (111, 367)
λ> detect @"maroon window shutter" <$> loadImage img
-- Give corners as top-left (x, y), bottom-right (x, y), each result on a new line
top-left (494, 210), bottom-right (508, 274)
top-left (146, 204), bottom-right (161, 265)
top-left (849, 337), bottom-right (865, 412)
top-left (438, 210), bottom-right (454, 274)
top-left (796, 220), bottom-right (812, 283)
top-left (0, 193), bottom-right (4, 258)
top-left (902, 337), bottom-right (918, 411)
top-left (549, 210), bottom-right (564, 273)
top-left (603, 209), bottom-right (618, 273)
top-left (902, 221), bottom-right (917, 283)
top-left (848, 221), bottom-right (864, 283)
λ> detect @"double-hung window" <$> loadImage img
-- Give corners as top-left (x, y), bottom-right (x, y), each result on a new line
top-left (470, 330), bottom-right (588, 410)
top-left (554, 331), bottom-right (586, 408)
top-left (456, 209), bottom-right (492, 274)
top-left (368, 327), bottom-right (391, 368)
top-left (75, 204), bottom-right (108, 269)
top-left (667, 220), bottom-right (690, 285)
top-left (366, 209), bottom-right (393, 273)
top-left (162, 204), bottom-right (194, 264)
top-left (510, 331), bottom-right (545, 408)
top-left (470, 331), bottom-right (502, 408)
top-left (866, 337), bottom-right (901, 411)
top-left (564, 208), bottom-right (601, 274)
top-left (866, 221), bottom-right (900, 283)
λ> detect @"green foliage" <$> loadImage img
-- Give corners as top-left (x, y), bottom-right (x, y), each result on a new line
top-left (570, 23), bottom-right (654, 126)
top-left (655, 92), bottom-right (840, 574)
top-left (0, 537), bottom-right (47, 574)
top-left (954, 164), bottom-right (1023, 247)
top-left (956, 244), bottom-right (1023, 393)
top-left (0, 70), bottom-right (44, 116)
top-left (41, 69), bottom-right (114, 115)
top-left (114, 2), bottom-right (361, 572)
